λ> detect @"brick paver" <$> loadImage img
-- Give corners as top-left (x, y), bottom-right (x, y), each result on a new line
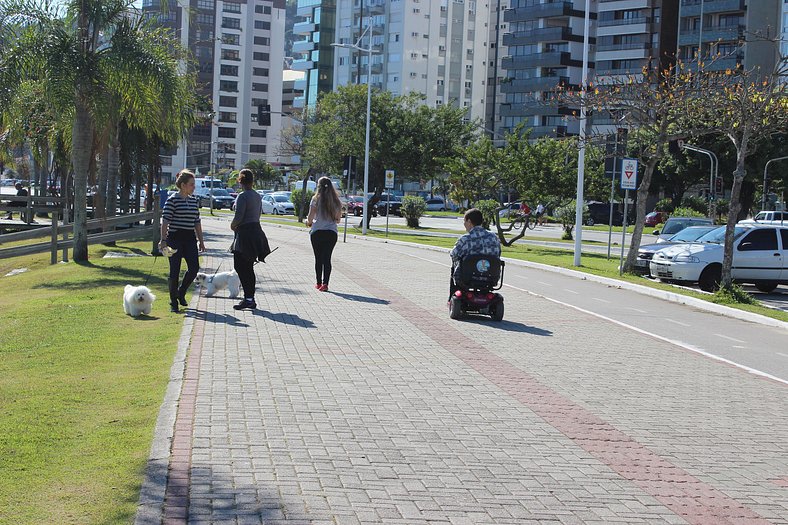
top-left (149, 218), bottom-right (788, 525)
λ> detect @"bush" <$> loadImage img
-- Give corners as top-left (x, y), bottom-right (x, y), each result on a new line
top-left (681, 195), bottom-right (708, 215)
top-left (474, 199), bottom-right (499, 229)
top-left (655, 198), bottom-right (674, 213)
top-left (291, 188), bottom-right (314, 221)
top-left (401, 196), bottom-right (427, 228)
top-left (671, 206), bottom-right (705, 218)
top-left (712, 283), bottom-right (757, 305)
top-left (554, 200), bottom-right (588, 240)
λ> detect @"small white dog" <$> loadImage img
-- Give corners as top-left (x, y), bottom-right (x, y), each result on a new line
top-left (123, 284), bottom-right (156, 317)
top-left (195, 270), bottom-right (241, 298)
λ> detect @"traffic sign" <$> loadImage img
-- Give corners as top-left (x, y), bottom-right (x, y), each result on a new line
top-left (385, 169), bottom-right (395, 189)
top-left (715, 176), bottom-right (723, 196)
top-left (620, 158), bottom-right (638, 190)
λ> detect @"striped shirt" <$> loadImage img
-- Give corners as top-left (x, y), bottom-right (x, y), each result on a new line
top-left (162, 194), bottom-right (201, 231)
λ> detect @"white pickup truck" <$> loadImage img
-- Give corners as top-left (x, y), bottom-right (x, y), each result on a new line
top-left (739, 210), bottom-right (788, 225)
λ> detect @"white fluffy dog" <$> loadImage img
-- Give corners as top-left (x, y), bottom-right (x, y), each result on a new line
top-left (123, 285), bottom-right (156, 317)
top-left (195, 270), bottom-right (241, 298)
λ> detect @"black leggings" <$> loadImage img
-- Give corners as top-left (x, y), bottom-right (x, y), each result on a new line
top-left (167, 230), bottom-right (199, 290)
top-left (233, 253), bottom-right (256, 298)
top-left (310, 230), bottom-right (337, 285)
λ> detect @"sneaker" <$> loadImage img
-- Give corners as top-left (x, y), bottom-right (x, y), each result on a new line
top-left (170, 303), bottom-right (180, 313)
top-left (319, 284), bottom-right (328, 292)
top-left (314, 283), bottom-right (322, 290)
top-left (178, 294), bottom-right (188, 307)
top-left (233, 299), bottom-right (257, 310)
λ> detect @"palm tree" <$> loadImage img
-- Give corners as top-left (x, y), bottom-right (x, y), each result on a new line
top-left (0, 0), bottom-right (198, 261)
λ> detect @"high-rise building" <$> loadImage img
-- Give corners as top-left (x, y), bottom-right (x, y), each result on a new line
top-left (142, 0), bottom-right (286, 182)
top-left (783, 0), bottom-right (788, 60)
top-left (677, 0), bottom-right (782, 74)
top-left (292, 0), bottom-right (337, 110)
top-left (486, 0), bottom-right (508, 143)
top-left (329, 0), bottom-right (491, 125)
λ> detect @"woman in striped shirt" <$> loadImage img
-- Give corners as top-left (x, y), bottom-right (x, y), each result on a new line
top-left (159, 170), bottom-right (205, 312)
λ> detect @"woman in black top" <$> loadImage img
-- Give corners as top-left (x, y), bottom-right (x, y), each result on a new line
top-left (230, 169), bottom-right (270, 310)
top-left (159, 170), bottom-right (205, 312)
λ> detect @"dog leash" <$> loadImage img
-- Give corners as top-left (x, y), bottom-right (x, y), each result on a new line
top-left (144, 254), bottom-right (158, 287)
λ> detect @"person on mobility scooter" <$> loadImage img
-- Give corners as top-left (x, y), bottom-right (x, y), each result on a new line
top-left (448, 208), bottom-right (505, 321)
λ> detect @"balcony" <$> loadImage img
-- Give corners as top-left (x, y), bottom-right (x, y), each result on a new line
top-left (501, 51), bottom-right (583, 70)
top-left (293, 78), bottom-right (307, 91)
top-left (370, 62), bottom-right (383, 74)
top-left (598, 16), bottom-right (650, 28)
top-left (293, 21), bottom-right (317, 35)
top-left (680, 0), bottom-right (745, 17)
top-left (531, 125), bottom-right (568, 138)
top-left (499, 75), bottom-right (570, 94)
top-left (291, 59), bottom-right (315, 71)
top-left (596, 42), bottom-right (650, 52)
top-left (678, 24), bottom-right (744, 46)
top-left (367, 0), bottom-right (386, 14)
top-left (502, 26), bottom-right (582, 46)
top-left (499, 102), bottom-right (574, 117)
top-left (504, 2), bottom-right (581, 23)
top-left (292, 96), bottom-right (305, 109)
top-left (291, 39), bottom-right (316, 53)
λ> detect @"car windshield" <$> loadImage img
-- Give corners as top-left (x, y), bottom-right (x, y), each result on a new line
top-left (663, 219), bottom-right (710, 235)
top-left (668, 226), bottom-right (717, 242)
top-left (273, 195), bottom-right (290, 202)
top-left (211, 189), bottom-right (229, 196)
top-left (695, 226), bottom-right (748, 244)
top-left (350, 196), bottom-right (364, 203)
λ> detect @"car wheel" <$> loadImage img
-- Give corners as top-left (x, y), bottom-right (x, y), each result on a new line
top-left (698, 264), bottom-right (721, 292)
top-left (755, 282), bottom-right (778, 293)
top-left (490, 300), bottom-right (504, 322)
top-left (274, 209), bottom-right (280, 215)
top-left (439, 207), bottom-right (445, 211)
top-left (449, 297), bottom-right (464, 320)
top-left (585, 217), bottom-right (595, 226)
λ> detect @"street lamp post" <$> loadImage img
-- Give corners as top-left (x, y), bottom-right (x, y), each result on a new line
top-left (574, 0), bottom-right (591, 266)
top-left (762, 156), bottom-right (788, 211)
top-left (332, 19), bottom-right (378, 235)
top-left (681, 143), bottom-right (717, 219)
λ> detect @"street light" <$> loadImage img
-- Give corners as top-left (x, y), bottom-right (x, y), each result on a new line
top-left (681, 143), bottom-right (717, 219)
top-left (332, 18), bottom-right (379, 235)
top-left (762, 156), bottom-right (788, 210)
top-left (574, 0), bottom-right (592, 266)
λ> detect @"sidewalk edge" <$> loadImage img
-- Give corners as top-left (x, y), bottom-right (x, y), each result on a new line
top-left (133, 292), bottom-right (198, 525)
top-left (264, 221), bottom-right (788, 332)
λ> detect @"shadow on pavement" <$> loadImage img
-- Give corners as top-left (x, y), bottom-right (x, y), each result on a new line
top-left (462, 317), bottom-right (553, 336)
top-left (252, 309), bottom-right (316, 328)
top-left (329, 291), bottom-right (390, 305)
top-left (187, 309), bottom-right (249, 328)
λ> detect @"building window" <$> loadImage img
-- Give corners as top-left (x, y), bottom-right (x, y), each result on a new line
top-left (250, 128), bottom-right (267, 137)
top-left (222, 17), bottom-right (240, 29)
top-left (255, 20), bottom-right (271, 30)
top-left (252, 83), bottom-right (268, 92)
top-left (221, 49), bottom-right (240, 61)
top-left (251, 98), bottom-right (268, 106)
top-left (219, 96), bottom-right (237, 107)
top-left (223, 2), bottom-right (241, 13)
top-left (218, 127), bottom-right (236, 138)
top-left (254, 36), bottom-right (270, 45)
top-left (197, 0), bottom-right (214, 9)
top-left (222, 33), bottom-right (240, 45)
top-left (255, 4), bottom-right (271, 14)
top-left (253, 67), bottom-right (269, 77)
top-left (196, 13), bottom-right (214, 24)
top-left (249, 145), bottom-right (266, 153)
top-left (220, 80), bottom-right (238, 92)
top-left (219, 111), bottom-right (237, 122)
top-left (253, 52), bottom-right (270, 61)
top-left (220, 64), bottom-right (239, 76)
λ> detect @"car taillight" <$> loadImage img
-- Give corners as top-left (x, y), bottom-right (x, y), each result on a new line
top-left (454, 290), bottom-right (462, 297)
top-left (466, 292), bottom-right (473, 299)
top-left (487, 293), bottom-right (494, 300)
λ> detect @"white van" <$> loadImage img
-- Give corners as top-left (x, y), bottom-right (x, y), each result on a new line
top-left (290, 179), bottom-right (341, 192)
top-left (194, 177), bottom-right (223, 191)
top-left (739, 210), bottom-right (788, 225)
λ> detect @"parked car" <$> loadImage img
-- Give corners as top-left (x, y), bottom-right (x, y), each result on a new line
top-left (198, 188), bottom-right (235, 209)
top-left (374, 193), bottom-right (402, 216)
top-left (346, 195), bottom-right (378, 217)
top-left (635, 225), bottom-right (718, 275)
top-left (653, 216), bottom-right (714, 242)
top-left (650, 224), bottom-right (788, 292)
top-left (498, 202), bottom-right (521, 219)
top-left (424, 197), bottom-right (448, 211)
top-left (644, 211), bottom-right (669, 227)
top-left (739, 210), bottom-right (788, 225)
top-left (261, 193), bottom-right (295, 215)
top-left (585, 202), bottom-right (624, 226)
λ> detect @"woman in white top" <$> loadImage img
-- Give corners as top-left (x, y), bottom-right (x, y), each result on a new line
top-left (306, 177), bottom-right (342, 292)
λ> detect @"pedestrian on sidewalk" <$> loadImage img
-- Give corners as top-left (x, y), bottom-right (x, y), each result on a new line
top-left (449, 208), bottom-right (501, 300)
top-left (159, 170), bottom-right (205, 313)
top-left (306, 176), bottom-right (342, 292)
top-left (5, 182), bottom-right (28, 220)
top-left (230, 169), bottom-right (271, 310)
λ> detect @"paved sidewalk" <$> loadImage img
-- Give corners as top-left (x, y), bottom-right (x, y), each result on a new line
top-left (139, 218), bottom-right (788, 525)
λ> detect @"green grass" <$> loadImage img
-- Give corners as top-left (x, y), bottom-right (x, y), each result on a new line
top-left (0, 241), bottom-right (187, 525)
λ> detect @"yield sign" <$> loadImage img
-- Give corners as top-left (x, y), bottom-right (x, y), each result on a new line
top-left (621, 158), bottom-right (638, 190)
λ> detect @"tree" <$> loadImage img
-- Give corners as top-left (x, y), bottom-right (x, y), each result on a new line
top-left (443, 136), bottom-right (501, 206)
top-left (244, 159), bottom-right (281, 189)
top-left (692, 59), bottom-right (788, 289)
top-left (0, 0), bottom-right (199, 260)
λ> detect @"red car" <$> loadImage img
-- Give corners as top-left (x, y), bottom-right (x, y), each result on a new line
top-left (645, 211), bottom-right (668, 227)
top-left (346, 196), bottom-right (378, 217)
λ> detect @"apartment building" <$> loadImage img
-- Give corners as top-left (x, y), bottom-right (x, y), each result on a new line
top-left (292, 0), bottom-right (337, 110)
top-left (142, 0), bottom-right (286, 181)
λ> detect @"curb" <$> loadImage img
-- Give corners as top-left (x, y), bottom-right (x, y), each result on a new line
top-left (263, 221), bottom-right (788, 332)
top-left (133, 281), bottom-right (201, 525)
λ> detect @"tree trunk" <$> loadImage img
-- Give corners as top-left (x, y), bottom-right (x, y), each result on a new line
top-left (721, 163), bottom-right (745, 289)
top-left (71, 96), bottom-right (94, 262)
top-left (95, 148), bottom-right (108, 220)
top-left (106, 126), bottom-right (119, 217)
top-left (623, 158), bottom-right (658, 272)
